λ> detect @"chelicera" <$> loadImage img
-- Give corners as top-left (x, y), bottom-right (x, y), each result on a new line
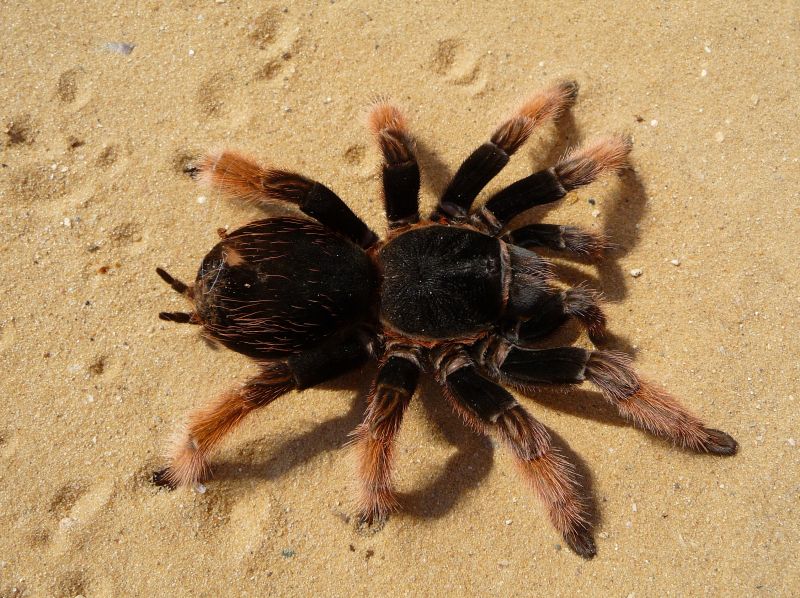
top-left (153, 81), bottom-right (737, 558)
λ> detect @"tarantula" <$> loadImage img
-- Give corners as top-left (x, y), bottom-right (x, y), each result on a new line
top-left (153, 81), bottom-right (737, 558)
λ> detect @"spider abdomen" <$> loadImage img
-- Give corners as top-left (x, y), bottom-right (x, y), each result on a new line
top-left (194, 217), bottom-right (375, 358)
top-left (378, 225), bottom-right (503, 338)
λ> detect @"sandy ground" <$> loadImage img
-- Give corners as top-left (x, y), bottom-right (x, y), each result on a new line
top-left (1, 1), bottom-right (798, 596)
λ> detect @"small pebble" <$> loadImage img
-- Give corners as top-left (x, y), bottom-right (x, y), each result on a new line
top-left (63, 217), bottom-right (72, 228)
top-left (281, 548), bottom-right (296, 558)
top-left (700, 69), bottom-right (707, 77)
top-left (323, 96), bottom-right (332, 104)
top-left (504, 519), bottom-right (512, 525)
top-left (105, 41), bottom-right (135, 55)
top-left (195, 483), bottom-right (207, 494)
top-left (632, 503), bottom-right (638, 513)
top-left (715, 131), bottom-right (725, 143)
top-left (670, 259), bottom-right (681, 266)
top-left (197, 195), bottom-right (207, 204)
top-left (630, 268), bottom-right (643, 278)
top-left (86, 395), bottom-right (94, 403)
top-left (704, 45), bottom-right (712, 53)
top-left (59, 517), bottom-right (76, 530)
top-left (788, 438), bottom-right (796, 447)
top-left (650, 119), bottom-right (658, 127)
top-left (751, 94), bottom-right (760, 106)
top-left (188, 48), bottom-right (195, 57)
top-left (591, 209), bottom-right (601, 218)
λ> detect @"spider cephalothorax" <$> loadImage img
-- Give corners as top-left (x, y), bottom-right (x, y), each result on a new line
top-left (153, 81), bottom-right (737, 558)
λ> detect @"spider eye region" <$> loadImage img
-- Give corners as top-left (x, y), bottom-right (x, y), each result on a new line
top-left (379, 225), bottom-right (503, 338)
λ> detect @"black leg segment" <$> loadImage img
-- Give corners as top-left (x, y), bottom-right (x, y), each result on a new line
top-left (368, 103), bottom-right (420, 228)
top-left (503, 224), bottom-right (609, 259)
top-left (474, 135), bottom-right (631, 234)
top-left (433, 81), bottom-right (578, 220)
top-left (197, 150), bottom-right (378, 248)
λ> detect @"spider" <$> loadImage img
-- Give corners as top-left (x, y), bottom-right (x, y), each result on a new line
top-left (152, 80), bottom-right (737, 558)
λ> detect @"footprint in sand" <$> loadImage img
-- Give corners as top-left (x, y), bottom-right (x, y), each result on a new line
top-left (248, 8), bottom-right (304, 83)
top-left (55, 67), bottom-right (92, 109)
top-left (429, 38), bottom-right (487, 93)
top-left (5, 161), bottom-right (70, 207)
top-left (49, 479), bottom-right (115, 555)
top-left (4, 113), bottom-right (36, 146)
top-left (196, 72), bottom-right (233, 118)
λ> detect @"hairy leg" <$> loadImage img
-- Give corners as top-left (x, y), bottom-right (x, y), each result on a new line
top-left (368, 102), bottom-right (420, 228)
top-left (433, 345), bottom-right (595, 558)
top-left (434, 81), bottom-right (578, 220)
top-left (505, 284), bottom-right (607, 344)
top-left (473, 136), bottom-right (632, 235)
top-left (478, 340), bottom-right (737, 455)
top-left (153, 362), bottom-right (295, 488)
top-left (196, 150), bottom-right (377, 248)
top-left (351, 348), bottom-right (420, 525)
top-left (503, 223), bottom-right (611, 260)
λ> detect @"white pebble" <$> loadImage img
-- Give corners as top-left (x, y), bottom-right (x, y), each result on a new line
top-left (504, 519), bottom-right (512, 525)
top-left (650, 119), bottom-right (658, 127)
top-left (788, 438), bottom-right (796, 447)
top-left (704, 45), bottom-right (712, 53)
top-left (751, 94), bottom-right (760, 106)
top-left (86, 395), bottom-right (94, 403)
top-left (323, 96), bottom-right (332, 104)
top-left (715, 131), bottom-right (725, 143)
top-left (63, 217), bottom-right (72, 228)
top-left (632, 503), bottom-right (638, 513)
top-left (59, 516), bottom-right (77, 530)
top-left (196, 195), bottom-right (207, 204)
top-left (188, 48), bottom-right (195, 57)
top-left (700, 69), bottom-right (707, 77)
top-left (630, 268), bottom-right (643, 278)
top-left (591, 209), bottom-right (601, 218)
top-left (670, 259), bottom-right (681, 266)
top-left (195, 483), bottom-right (207, 494)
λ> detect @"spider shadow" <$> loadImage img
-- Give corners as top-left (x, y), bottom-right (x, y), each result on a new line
top-left (415, 137), bottom-right (454, 199)
top-left (399, 376), bottom-right (495, 520)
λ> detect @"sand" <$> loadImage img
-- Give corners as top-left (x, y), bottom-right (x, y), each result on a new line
top-left (1, 1), bottom-right (798, 596)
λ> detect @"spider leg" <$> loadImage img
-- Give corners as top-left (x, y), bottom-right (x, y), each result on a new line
top-left (433, 81), bottom-right (578, 221)
top-left (478, 340), bottom-right (738, 455)
top-left (472, 136), bottom-right (632, 235)
top-left (152, 362), bottom-right (294, 489)
top-left (505, 284), bottom-right (607, 345)
top-left (433, 345), bottom-right (595, 558)
top-left (368, 102), bottom-right (420, 228)
top-left (351, 347), bottom-right (420, 526)
top-left (196, 150), bottom-right (378, 248)
top-left (153, 330), bottom-right (372, 489)
top-left (503, 223), bottom-right (611, 261)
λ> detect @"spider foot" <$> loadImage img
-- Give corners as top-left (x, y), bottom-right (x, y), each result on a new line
top-left (151, 468), bottom-right (177, 490)
top-left (356, 511), bottom-right (387, 535)
top-left (564, 527), bottom-right (597, 560)
top-left (702, 428), bottom-right (738, 456)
